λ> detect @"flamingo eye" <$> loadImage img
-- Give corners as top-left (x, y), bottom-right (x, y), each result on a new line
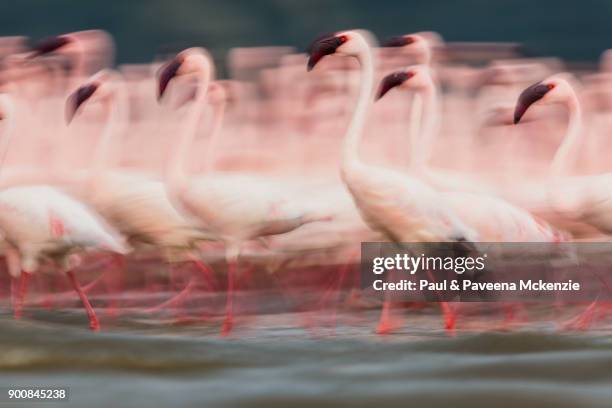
top-left (339, 35), bottom-right (348, 43)
top-left (547, 83), bottom-right (555, 90)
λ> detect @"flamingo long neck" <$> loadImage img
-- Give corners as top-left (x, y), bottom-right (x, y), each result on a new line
top-left (0, 100), bottom-right (17, 178)
top-left (550, 92), bottom-right (582, 178)
top-left (412, 81), bottom-right (438, 172)
top-left (166, 71), bottom-right (210, 191)
top-left (342, 48), bottom-right (374, 171)
top-left (202, 100), bottom-right (226, 173)
top-left (89, 87), bottom-right (127, 186)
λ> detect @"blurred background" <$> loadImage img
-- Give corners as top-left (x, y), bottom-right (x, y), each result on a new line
top-left (0, 0), bottom-right (610, 73)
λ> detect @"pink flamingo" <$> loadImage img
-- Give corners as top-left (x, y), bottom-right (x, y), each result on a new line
top-left (158, 48), bottom-right (333, 334)
top-left (307, 30), bottom-right (480, 333)
top-left (64, 70), bottom-right (222, 310)
top-left (0, 94), bottom-right (128, 331)
top-left (376, 65), bottom-right (560, 242)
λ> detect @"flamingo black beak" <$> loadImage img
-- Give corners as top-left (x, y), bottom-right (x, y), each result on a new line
top-left (29, 35), bottom-right (71, 58)
top-left (65, 83), bottom-right (98, 124)
top-left (376, 71), bottom-right (413, 100)
top-left (514, 82), bottom-right (552, 124)
top-left (306, 34), bottom-right (347, 71)
top-left (157, 57), bottom-right (183, 100)
top-left (382, 35), bottom-right (415, 48)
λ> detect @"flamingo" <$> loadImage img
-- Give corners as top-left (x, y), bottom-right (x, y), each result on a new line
top-left (63, 70), bottom-right (222, 309)
top-left (382, 32), bottom-right (442, 65)
top-left (306, 30), bottom-right (481, 333)
top-left (157, 48), bottom-right (334, 334)
top-left (0, 93), bottom-right (128, 331)
top-left (513, 74), bottom-right (612, 234)
top-left (65, 70), bottom-right (217, 255)
top-left (513, 74), bottom-right (612, 328)
top-left (383, 35), bottom-right (495, 194)
top-left (376, 66), bottom-right (561, 242)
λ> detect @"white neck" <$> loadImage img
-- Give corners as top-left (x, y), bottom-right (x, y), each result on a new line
top-left (0, 99), bottom-right (16, 178)
top-left (202, 100), bottom-right (225, 173)
top-left (166, 71), bottom-right (210, 191)
top-left (89, 88), bottom-right (127, 184)
top-left (550, 91), bottom-right (582, 177)
top-left (342, 47), bottom-right (374, 170)
top-left (412, 81), bottom-right (438, 171)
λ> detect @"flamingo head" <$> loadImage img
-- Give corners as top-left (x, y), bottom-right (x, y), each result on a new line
top-left (376, 65), bottom-right (433, 100)
top-left (382, 33), bottom-right (438, 63)
top-left (307, 30), bottom-right (371, 71)
top-left (65, 70), bottom-right (117, 123)
top-left (28, 35), bottom-right (74, 58)
top-left (157, 48), bottom-right (213, 101)
top-left (25, 34), bottom-right (82, 75)
top-left (513, 74), bottom-right (575, 124)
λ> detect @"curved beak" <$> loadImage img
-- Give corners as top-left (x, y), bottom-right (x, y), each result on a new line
top-left (158, 57), bottom-right (183, 100)
top-left (382, 35), bottom-right (414, 48)
top-left (376, 71), bottom-right (412, 100)
top-left (307, 34), bottom-right (344, 71)
top-left (66, 83), bottom-right (98, 124)
top-left (514, 83), bottom-right (551, 124)
top-left (29, 35), bottom-right (71, 58)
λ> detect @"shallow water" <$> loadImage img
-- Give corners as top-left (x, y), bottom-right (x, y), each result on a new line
top-left (0, 304), bottom-right (611, 408)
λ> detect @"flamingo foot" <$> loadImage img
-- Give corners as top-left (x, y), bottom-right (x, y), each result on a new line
top-left (439, 302), bottom-right (456, 335)
top-left (496, 303), bottom-right (526, 331)
top-left (13, 271), bottom-right (32, 320)
top-left (220, 315), bottom-right (234, 337)
top-left (66, 270), bottom-right (100, 332)
top-left (188, 254), bottom-right (219, 291)
top-left (561, 301), bottom-right (598, 331)
top-left (376, 317), bottom-right (403, 335)
top-left (220, 258), bottom-right (237, 337)
top-left (146, 279), bottom-right (198, 313)
top-left (376, 300), bottom-right (402, 335)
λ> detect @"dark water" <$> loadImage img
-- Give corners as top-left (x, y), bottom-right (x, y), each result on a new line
top-left (0, 306), bottom-right (611, 408)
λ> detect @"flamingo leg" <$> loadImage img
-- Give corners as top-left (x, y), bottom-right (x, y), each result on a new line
top-left (104, 255), bottom-right (125, 317)
top-left (13, 271), bottom-right (32, 320)
top-left (319, 261), bottom-right (352, 331)
top-left (376, 269), bottom-right (402, 334)
top-left (147, 277), bottom-right (198, 313)
top-left (561, 300), bottom-right (599, 331)
top-left (187, 252), bottom-right (219, 290)
top-left (66, 270), bottom-right (100, 332)
top-left (221, 259), bottom-right (236, 336)
top-left (439, 302), bottom-right (456, 335)
top-left (425, 269), bottom-right (457, 334)
top-left (147, 258), bottom-right (216, 316)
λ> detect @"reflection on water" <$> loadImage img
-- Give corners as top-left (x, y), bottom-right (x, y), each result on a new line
top-left (0, 306), bottom-right (611, 408)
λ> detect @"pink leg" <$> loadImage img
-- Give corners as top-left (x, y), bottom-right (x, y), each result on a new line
top-left (10, 277), bottom-right (18, 310)
top-left (424, 270), bottom-right (457, 334)
top-left (66, 270), bottom-right (100, 332)
top-left (320, 261), bottom-right (352, 331)
top-left (221, 260), bottom-right (236, 336)
top-left (187, 253), bottom-right (219, 291)
top-left (439, 302), bottom-right (456, 335)
top-left (376, 299), bottom-right (393, 334)
top-left (147, 278), bottom-right (198, 313)
top-left (14, 271), bottom-right (32, 320)
top-left (104, 255), bottom-right (125, 317)
top-left (561, 301), bottom-right (598, 331)
top-left (376, 269), bottom-right (403, 335)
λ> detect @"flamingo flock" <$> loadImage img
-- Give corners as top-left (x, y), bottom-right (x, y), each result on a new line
top-left (0, 28), bottom-right (609, 335)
